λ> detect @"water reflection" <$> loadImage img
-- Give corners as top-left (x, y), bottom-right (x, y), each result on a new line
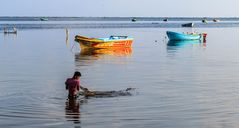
top-left (167, 40), bottom-right (201, 46)
top-left (65, 99), bottom-right (81, 124)
top-left (75, 48), bottom-right (132, 67)
top-left (167, 40), bottom-right (206, 49)
top-left (80, 48), bottom-right (132, 57)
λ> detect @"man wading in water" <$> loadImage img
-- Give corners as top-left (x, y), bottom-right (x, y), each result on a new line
top-left (65, 71), bottom-right (88, 99)
top-left (66, 71), bottom-right (134, 99)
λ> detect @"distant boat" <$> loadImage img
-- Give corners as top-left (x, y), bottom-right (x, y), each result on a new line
top-left (4, 27), bottom-right (17, 34)
top-left (213, 19), bottom-right (220, 22)
top-left (202, 19), bottom-right (208, 23)
top-left (131, 18), bottom-right (137, 22)
top-left (75, 35), bottom-right (133, 49)
top-left (166, 31), bottom-right (207, 41)
top-left (163, 18), bottom-right (168, 22)
top-left (182, 23), bottom-right (194, 27)
top-left (40, 17), bottom-right (48, 21)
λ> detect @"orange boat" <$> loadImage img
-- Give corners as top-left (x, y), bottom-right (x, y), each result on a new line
top-left (75, 35), bottom-right (133, 49)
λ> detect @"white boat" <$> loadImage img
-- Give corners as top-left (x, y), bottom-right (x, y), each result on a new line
top-left (4, 27), bottom-right (17, 34)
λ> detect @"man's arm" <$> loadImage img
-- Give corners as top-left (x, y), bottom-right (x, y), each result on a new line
top-left (80, 86), bottom-right (88, 92)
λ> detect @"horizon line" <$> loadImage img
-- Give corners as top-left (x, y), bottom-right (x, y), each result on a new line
top-left (1, 16), bottom-right (239, 18)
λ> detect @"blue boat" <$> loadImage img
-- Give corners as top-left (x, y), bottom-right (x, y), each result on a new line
top-left (167, 40), bottom-right (201, 47)
top-left (166, 31), bottom-right (201, 41)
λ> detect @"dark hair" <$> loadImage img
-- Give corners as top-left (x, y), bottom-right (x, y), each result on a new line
top-left (73, 71), bottom-right (81, 78)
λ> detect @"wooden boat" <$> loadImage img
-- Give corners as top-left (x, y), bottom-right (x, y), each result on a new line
top-left (166, 31), bottom-right (207, 41)
top-left (131, 18), bottom-right (137, 22)
top-left (75, 35), bottom-right (133, 49)
top-left (213, 19), bottom-right (220, 22)
top-left (4, 27), bottom-right (17, 34)
top-left (182, 23), bottom-right (194, 27)
top-left (202, 19), bottom-right (208, 23)
top-left (40, 17), bottom-right (48, 21)
top-left (4, 31), bottom-right (17, 34)
top-left (163, 18), bottom-right (168, 22)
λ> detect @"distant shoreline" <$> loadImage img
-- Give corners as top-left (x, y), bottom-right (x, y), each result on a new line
top-left (1, 16), bottom-right (239, 29)
top-left (1, 16), bottom-right (239, 21)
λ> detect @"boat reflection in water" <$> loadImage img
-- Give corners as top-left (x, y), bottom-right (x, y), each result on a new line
top-left (75, 47), bottom-right (132, 67)
top-left (167, 40), bottom-right (206, 48)
top-left (167, 40), bottom-right (206, 57)
top-left (166, 40), bottom-right (206, 56)
top-left (79, 47), bottom-right (132, 57)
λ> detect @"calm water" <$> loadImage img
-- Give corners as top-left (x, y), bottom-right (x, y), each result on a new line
top-left (1, 26), bottom-right (239, 128)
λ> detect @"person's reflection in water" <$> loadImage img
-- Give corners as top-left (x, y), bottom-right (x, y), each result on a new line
top-left (65, 98), bottom-right (81, 124)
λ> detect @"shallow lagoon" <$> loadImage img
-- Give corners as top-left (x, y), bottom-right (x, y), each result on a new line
top-left (1, 27), bottom-right (239, 127)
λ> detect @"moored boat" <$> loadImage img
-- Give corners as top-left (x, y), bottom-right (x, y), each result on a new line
top-left (4, 27), bottom-right (17, 34)
top-left (182, 22), bottom-right (194, 27)
top-left (163, 18), bottom-right (168, 22)
top-left (40, 17), bottom-right (48, 21)
top-left (213, 19), bottom-right (220, 22)
top-left (166, 31), bottom-right (207, 41)
top-left (131, 18), bottom-right (137, 22)
top-left (202, 19), bottom-right (208, 23)
top-left (75, 35), bottom-right (133, 49)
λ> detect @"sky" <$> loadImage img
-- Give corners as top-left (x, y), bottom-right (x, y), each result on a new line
top-left (1, 0), bottom-right (239, 17)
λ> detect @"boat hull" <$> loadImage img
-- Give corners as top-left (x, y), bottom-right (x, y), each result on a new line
top-left (75, 35), bottom-right (133, 49)
top-left (4, 31), bottom-right (17, 34)
top-left (182, 23), bottom-right (194, 27)
top-left (166, 31), bottom-right (201, 41)
top-left (167, 40), bottom-right (201, 47)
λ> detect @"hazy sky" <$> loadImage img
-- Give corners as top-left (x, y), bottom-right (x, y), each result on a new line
top-left (1, 0), bottom-right (238, 17)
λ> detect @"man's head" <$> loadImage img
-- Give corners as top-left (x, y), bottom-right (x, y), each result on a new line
top-left (73, 71), bottom-right (81, 79)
